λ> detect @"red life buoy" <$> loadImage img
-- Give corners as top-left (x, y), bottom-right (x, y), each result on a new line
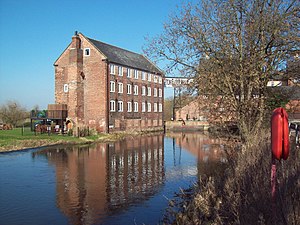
top-left (271, 107), bottom-right (289, 160)
top-left (282, 109), bottom-right (289, 160)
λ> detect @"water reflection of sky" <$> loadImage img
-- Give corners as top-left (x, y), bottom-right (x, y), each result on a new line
top-left (0, 133), bottom-right (226, 225)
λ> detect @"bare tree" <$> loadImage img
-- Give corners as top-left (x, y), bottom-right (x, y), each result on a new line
top-left (0, 101), bottom-right (29, 127)
top-left (145, 0), bottom-right (299, 145)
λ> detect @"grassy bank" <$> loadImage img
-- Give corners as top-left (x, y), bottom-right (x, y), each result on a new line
top-left (0, 128), bottom-right (102, 152)
top-left (0, 127), bottom-right (164, 152)
top-left (163, 132), bottom-right (300, 225)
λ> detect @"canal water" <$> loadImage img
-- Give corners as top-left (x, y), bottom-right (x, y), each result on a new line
top-left (0, 132), bottom-right (226, 225)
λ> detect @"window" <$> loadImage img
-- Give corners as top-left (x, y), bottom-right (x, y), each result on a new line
top-left (117, 101), bottom-right (123, 112)
top-left (127, 68), bottom-right (131, 78)
top-left (154, 75), bottom-right (158, 83)
top-left (142, 86), bottom-right (146, 96)
top-left (154, 88), bottom-right (157, 97)
top-left (134, 102), bottom-right (139, 112)
top-left (158, 77), bottom-right (162, 84)
top-left (127, 84), bottom-right (132, 94)
top-left (159, 103), bottom-right (162, 112)
top-left (142, 102), bottom-right (146, 112)
top-left (141, 72), bottom-right (146, 80)
top-left (154, 103), bottom-right (158, 112)
top-left (110, 64), bottom-right (115, 74)
top-left (134, 85), bottom-right (138, 95)
top-left (147, 103), bottom-right (151, 112)
top-left (118, 66), bottom-right (123, 76)
top-left (147, 87), bottom-right (151, 96)
top-left (63, 84), bottom-right (68, 93)
top-left (127, 102), bottom-right (132, 112)
top-left (110, 81), bottom-right (115, 92)
top-left (134, 70), bottom-right (138, 79)
top-left (148, 73), bottom-right (152, 82)
top-left (110, 100), bottom-right (116, 112)
top-left (159, 88), bottom-right (162, 97)
top-left (84, 48), bottom-right (90, 56)
top-left (118, 83), bottom-right (123, 93)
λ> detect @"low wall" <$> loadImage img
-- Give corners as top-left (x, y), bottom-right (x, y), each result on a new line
top-left (165, 120), bottom-right (210, 131)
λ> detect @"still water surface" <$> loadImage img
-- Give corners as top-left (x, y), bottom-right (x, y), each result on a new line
top-left (0, 132), bottom-right (226, 225)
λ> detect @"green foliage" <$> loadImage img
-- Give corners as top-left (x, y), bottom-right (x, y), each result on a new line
top-left (266, 93), bottom-right (290, 110)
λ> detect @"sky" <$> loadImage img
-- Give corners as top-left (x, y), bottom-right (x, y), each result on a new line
top-left (0, 0), bottom-right (187, 110)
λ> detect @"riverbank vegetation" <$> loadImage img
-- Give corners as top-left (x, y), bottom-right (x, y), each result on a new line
top-left (162, 132), bottom-right (300, 224)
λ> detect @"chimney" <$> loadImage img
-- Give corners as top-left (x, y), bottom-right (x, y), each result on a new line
top-left (71, 31), bottom-right (81, 49)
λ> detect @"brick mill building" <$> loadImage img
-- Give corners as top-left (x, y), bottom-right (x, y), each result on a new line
top-left (53, 32), bottom-right (164, 133)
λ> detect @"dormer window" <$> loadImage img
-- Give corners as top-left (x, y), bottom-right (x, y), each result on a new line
top-left (84, 48), bottom-right (90, 56)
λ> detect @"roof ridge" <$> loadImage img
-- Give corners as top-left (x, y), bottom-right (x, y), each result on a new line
top-left (87, 37), bottom-right (144, 57)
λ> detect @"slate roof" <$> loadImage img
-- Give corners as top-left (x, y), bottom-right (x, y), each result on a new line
top-left (87, 37), bottom-right (162, 74)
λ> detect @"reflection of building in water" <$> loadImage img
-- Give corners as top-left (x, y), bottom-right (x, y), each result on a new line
top-left (33, 135), bottom-right (165, 225)
top-left (167, 132), bottom-right (227, 178)
top-left (106, 135), bottom-right (165, 210)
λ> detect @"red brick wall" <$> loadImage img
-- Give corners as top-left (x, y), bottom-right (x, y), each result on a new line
top-left (80, 35), bottom-right (108, 132)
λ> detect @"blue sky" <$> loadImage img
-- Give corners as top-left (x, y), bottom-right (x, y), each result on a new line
top-left (0, 0), bottom-right (185, 109)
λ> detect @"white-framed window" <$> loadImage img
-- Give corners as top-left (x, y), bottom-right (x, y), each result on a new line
top-left (118, 66), bottom-right (123, 76)
top-left (84, 48), bottom-right (90, 56)
top-left (127, 68), bottom-right (131, 78)
top-left (147, 102), bottom-right (151, 112)
top-left (148, 73), bottom-right (152, 82)
top-left (127, 102), bottom-right (132, 112)
top-left (159, 88), bottom-right (162, 97)
top-left (127, 84), bottom-right (132, 94)
top-left (159, 103), bottom-right (162, 112)
top-left (141, 72), bottom-right (146, 80)
top-left (134, 70), bottom-right (139, 79)
top-left (110, 100), bottom-right (116, 112)
top-left (117, 101), bottom-right (123, 112)
top-left (63, 84), bottom-right (69, 93)
top-left (110, 81), bottom-right (115, 92)
top-left (142, 86), bottom-right (146, 96)
top-left (147, 87), bottom-right (151, 96)
top-left (154, 103), bottom-right (158, 112)
top-left (158, 77), bottom-right (162, 84)
top-left (154, 75), bottom-right (158, 83)
top-left (142, 102), bottom-right (146, 112)
top-left (134, 102), bottom-right (139, 112)
top-left (118, 82), bottom-right (123, 93)
top-left (134, 85), bottom-right (138, 95)
top-left (110, 64), bottom-right (115, 74)
top-left (154, 88), bottom-right (157, 97)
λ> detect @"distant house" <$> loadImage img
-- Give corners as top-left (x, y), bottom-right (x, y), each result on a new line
top-left (176, 88), bottom-right (300, 124)
top-left (53, 32), bottom-right (164, 133)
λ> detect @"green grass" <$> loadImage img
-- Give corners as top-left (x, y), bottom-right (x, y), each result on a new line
top-left (0, 127), bottom-right (154, 152)
top-left (0, 128), bottom-right (104, 151)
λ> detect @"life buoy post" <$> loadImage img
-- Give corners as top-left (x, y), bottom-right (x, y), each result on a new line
top-left (270, 107), bottom-right (290, 220)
